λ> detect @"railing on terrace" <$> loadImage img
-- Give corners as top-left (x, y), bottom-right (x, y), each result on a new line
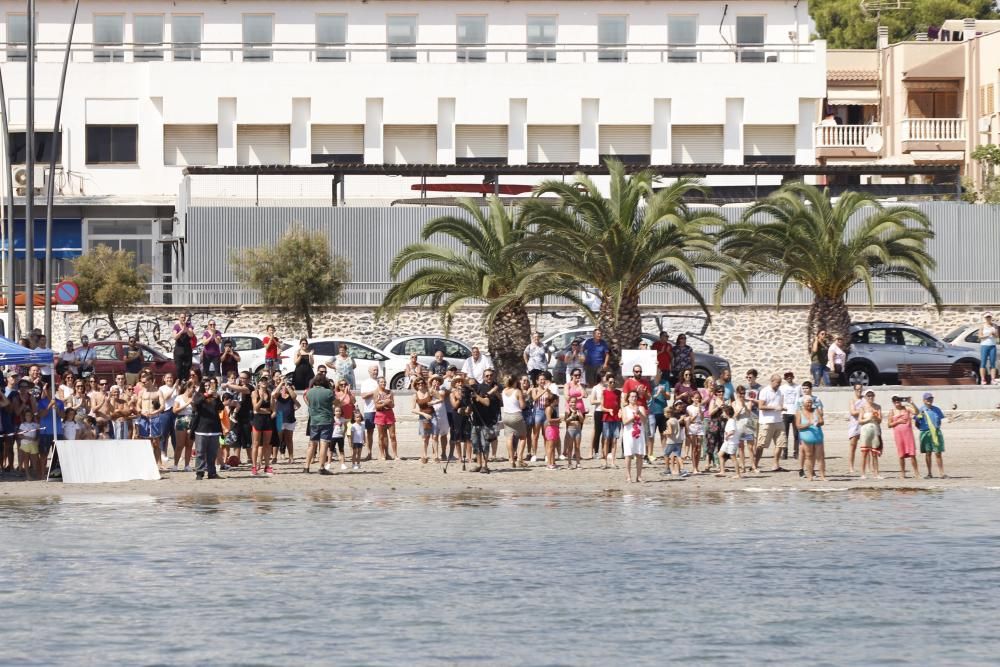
top-left (146, 280), bottom-right (1000, 308)
top-left (3, 41), bottom-right (820, 65)
top-left (901, 118), bottom-right (967, 142)
top-left (814, 123), bottom-right (883, 148)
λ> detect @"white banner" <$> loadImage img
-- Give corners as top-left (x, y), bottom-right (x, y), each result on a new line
top-left (621, 349), bottom-right (658, 377)
top-left (53, 440), bottom-right (162, 484)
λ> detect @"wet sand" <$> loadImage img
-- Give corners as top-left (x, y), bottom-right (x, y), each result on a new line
top-left (1, 409), bottom-right (995, 498)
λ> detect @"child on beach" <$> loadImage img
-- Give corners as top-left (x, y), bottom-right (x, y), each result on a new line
top-left (564, 399), bottom-right (584, 470)
top-left (328, 406), bottom-right (348, 472)
top-left (914, 392), bottom-right (947, 479)
top-left (543, 389), bottom-right (561, 470)
top-left (663, 403), bottom-right (685, 476)
top-left (17, 409), bottom-right (41, 481)
top-left (63, 408), bottom-right (81, 440)
top-left (350, 411), bottom-right (365, 471)
top-left (717, 405), bottom-right (742, 478)
top-left (685, 392), bottom-right (705, 474)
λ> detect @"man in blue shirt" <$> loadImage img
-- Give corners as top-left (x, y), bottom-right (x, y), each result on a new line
top-left (913, 391), bottom-right (947, 479)
top-left (582, 328), bottom-right (610, 386)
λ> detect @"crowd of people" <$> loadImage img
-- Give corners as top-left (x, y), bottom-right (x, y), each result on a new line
top-left (0, 323), bottom-right (957, 484)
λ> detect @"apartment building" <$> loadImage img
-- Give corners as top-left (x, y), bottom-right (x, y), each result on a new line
top-left (0, 0), bottom-right (826, 290)
top-left (816, 19), bottom-right (1000, 187)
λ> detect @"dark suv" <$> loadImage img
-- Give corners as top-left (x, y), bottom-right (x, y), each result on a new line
top-left (845, 321), bottom-right (980, 385)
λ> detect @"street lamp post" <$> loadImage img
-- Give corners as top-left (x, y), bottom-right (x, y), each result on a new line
top-left (24, 0), bottom-right (36, 334)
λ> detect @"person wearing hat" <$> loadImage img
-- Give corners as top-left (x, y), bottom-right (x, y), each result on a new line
top-left (980, 313), bottom-right (998, 385)
top-left (914, 392), bottom-right (947, 479)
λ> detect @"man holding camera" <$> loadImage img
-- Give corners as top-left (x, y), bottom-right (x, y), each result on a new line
top-left (192, 380), bottom-right (225, 480)
top-left (469, 368), bottom-right (501, 473)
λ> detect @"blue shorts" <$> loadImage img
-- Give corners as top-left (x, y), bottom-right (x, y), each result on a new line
top-left (981, 345), bottom-right (997, 371)
top-left (137, 415), bottom-right (163, 439)
top-left (309, 423), bottom-right (333, 443)
top-left (664, 442), bottom-right (682, 459)
top-left (522, 410), bottom-right (535, 427)
top-left (364, 411), bottom-right (376, 432)
top-left (602, 422), bottom-right (621, 440)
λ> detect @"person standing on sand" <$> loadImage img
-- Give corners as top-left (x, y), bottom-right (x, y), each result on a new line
top-left (137, 371), bottom-right (165, 470)
top-left (621, 390), bottom-right (646, 483)
top-left (717, 405), bottom-right (741, 478)
top-left (588, 373), bottom-right (606, 459)
top-left (191, 380), bottom-right (225, 480)
top-left (358, 365), bottom-right (379, 461)
top-left (501, 375), bottom-right (527, 468)
top-left (754, 374), bottom-right (786, 473)
top-left (846, 383), bottom-right (865, 474)
top-left (794, 381), bottom-right (823, 478)
top-left (450, 375), bottom-right (473, 470)
top-left (914, 392), bottom-right (947, 479)
top-left (796, 396), bottom-right (825, 480)
top-left (304, 376), bottom-right (335, 475)
top-left (601, 374), bottom-right (622, 469)
top-left (858, 390), bottom-right (883, 479)
top-left (889, 396), bottom-right (921, 479)
top-left (374, 377), bottom-right (399, 461)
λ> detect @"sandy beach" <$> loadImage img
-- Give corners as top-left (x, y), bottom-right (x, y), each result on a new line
top-left (1, 403), bottom-right (996, 498)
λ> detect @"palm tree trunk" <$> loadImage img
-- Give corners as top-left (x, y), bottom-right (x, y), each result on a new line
top-left (486, 302), bottom-right (531, 381)
top-left (598, 292), bottom-right (643, 377)
top-left (808, 296), bottom-right (851, 349)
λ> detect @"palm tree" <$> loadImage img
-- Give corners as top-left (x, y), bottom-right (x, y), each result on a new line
top-left (378, 197), bottom-right (560, 378)
top-left (518, 160), bottom-right (731, 374)
top-left (714, 182), bottom-right (942, 347)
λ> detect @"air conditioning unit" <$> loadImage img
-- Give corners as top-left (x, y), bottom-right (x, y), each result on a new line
top-left (14, 165), bottom-right (50, 196)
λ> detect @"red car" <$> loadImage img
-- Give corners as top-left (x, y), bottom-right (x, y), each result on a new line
top-left (78, 340), bottom-right (178, 383)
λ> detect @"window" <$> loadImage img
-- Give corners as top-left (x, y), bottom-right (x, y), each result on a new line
top-left (316, 14), bottom-right (347, 62)
top-left (311, 341), bottom-right (338, 356)
top-left (133, 15), bottom-right (164, 61)
top-left (598, 16), bottom-right (627, 62)
top-left (387, 15), bottom-right (416, 62)
top-left (172, 15), bottom-right (201, 61)
top-left (94, 15), bottom-right (124, 62)
top-left (901, 330), bottom-right (935, 347)
top-left (527, 16), bottom-right (557, 62)
top-left (736, 16), bottom-right (765, 62)
top-left (228, 337), bottom-right (264, 352)
top-left (85, 125), bottom-right (138, 164)
top-left (668, 15), bottom-right (697, 62)
top-left (396, 339), bottom-right (426, 356)
top-left (866, 329), bottom-right (888, 345)
top-left (94, 344), bottom-right (121, 361)
top-left (8, 131), bottom-right (61, 164)
top-left (7, 14), bottom-right (27, 62)
top-left (88, 238), bottom-right (153, 268)
top-left (457, 15), bottom-right (486, 62)
top-left (344, 343), bottom-right (385, 361)
top-left (243, 14), bottom-right (273, 62)
top-left (433, 338), bottom-right (470, 358)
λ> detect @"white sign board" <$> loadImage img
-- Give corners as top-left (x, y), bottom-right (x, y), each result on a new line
top-left (621, 349), bottom-right (658, 377)
top-left (53, 439), bottom-right (162, 484)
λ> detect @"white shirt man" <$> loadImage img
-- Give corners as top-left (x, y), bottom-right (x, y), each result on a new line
top-left (462, 347), bottom-right (494, 384)
top-left (753, 374), bottom-right (788, 473)
top-left (779, 372), bottom-right (802, 458)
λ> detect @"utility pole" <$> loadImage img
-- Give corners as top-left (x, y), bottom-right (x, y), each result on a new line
top-left (24, 0), bottom-right (36, 333)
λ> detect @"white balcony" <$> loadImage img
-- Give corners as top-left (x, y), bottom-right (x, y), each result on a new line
top-left (814, 123), bottom-right (882, 148)
top-left (901, 118), bottom-right (967, 142)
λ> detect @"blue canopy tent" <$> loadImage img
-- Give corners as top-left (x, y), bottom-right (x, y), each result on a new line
top-left (0, 337), bottom-right (58, 476)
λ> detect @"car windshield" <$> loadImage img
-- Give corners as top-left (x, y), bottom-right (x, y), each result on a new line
top-left (941, 326), bottom-right (966, 343)
top-left (374, 338), bottom-right (392, 351)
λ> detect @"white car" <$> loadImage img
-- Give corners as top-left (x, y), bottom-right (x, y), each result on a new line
top-left (941, 325), bottom-right (986, 353)
top-left (378, 335), bottom-right (477, 390)
top-left (281, 337), bottom-right (389, 384)
top-left (193, 331), bottom-right (292, 376)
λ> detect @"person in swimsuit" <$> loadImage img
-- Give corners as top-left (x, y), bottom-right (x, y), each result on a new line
top-left (543, 379), bottom-right (561, 470)
top-left (501, 375), bottom-right (527, 468)
top-left (563, 395), bottom-right (584, 469)
top-left (528, 377), bottom-right (549, 463)
top-left (796, 396), bottom-right (825, 480)
top-left (413, 378), bottom-right (435, 464)
top-left (846, 383), bottom-right (865, 475)
top-left (516, 375), bottom-right (534, 466)
top-left (137, 371), bottom-right (164, 470)
top-left (172, 381), bottom-right (196, 472)
top-left (374, 377), bottom-right (398, 461)
top-left (250, 381), bottom-right (275, 476)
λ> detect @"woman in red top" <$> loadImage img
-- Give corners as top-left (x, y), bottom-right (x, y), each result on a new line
top-left (601, 374), bottom-right (621, 469)
top-left (374, 377), bottom-right (398, 460)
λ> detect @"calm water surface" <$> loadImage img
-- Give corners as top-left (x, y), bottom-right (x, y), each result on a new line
top-left (1, 488), bottom-right (998, 666)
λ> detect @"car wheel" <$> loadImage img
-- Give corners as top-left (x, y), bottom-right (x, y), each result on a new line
top-left (954, 360), bottom-right (979, 382)
top-left (391, 373), bottom-right (407, 391)
top-left (693, 367), bottom-right (712, 388)
top-left (846, 362), bottom-right (878, 386)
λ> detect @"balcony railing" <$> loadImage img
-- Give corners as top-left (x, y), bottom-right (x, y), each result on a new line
top-left (1, 40), bottom-right (820, 65)
top-left (814, 123), bottom-right (882, 148)
top-left (901, 118), bottom-right (967, 142)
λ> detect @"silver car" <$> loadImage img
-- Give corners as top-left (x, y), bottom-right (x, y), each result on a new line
top-left (845, 321), bottom-right (980, 385)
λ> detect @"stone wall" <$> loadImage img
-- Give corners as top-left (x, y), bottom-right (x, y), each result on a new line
top-left (32, 302), bottom-right (995, 380)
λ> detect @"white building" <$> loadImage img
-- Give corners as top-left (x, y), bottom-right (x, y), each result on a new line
top-left (0, 0), bottom-right (826, 287)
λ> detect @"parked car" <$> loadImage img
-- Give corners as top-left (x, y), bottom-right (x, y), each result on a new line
top-left (192, 332), bottom-right (292, 377)
top-left (281, 337), bottom-right (389, 383)
top-left (79, 340), bottom-right (177, 383)
top-left (845, 321), bottom-right (980, 385)
top-left (541, 327), bottom-right (731, 386)
top-left (941, 325), bottom-right (984, 353)
top-left (378, 335), bottom-right (477, 390)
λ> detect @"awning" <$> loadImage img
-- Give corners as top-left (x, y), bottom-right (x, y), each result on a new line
top-left (827, 87), bottom-right (880, 106)
top-left (3, 218), bottom-right (82, 259)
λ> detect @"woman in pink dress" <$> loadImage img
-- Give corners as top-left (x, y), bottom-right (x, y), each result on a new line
top-left (889, 395), bottom-right (921, 479)
top-left (563, 373), bottom-right (587, 459)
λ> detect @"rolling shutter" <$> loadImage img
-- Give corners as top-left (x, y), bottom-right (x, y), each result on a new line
top-left (527, 125), bottom-right (580, 163)
top-left (671, 125), bottom-right (723, 164)
top-left (311, 124), bottom-right (364, 157)
top-left (383, 125), bottom-right (437, 164)
top-left (455, 125), bottom-right (508, 159)
top-left (599, 125), bottom-right (651, 158)
top-left (163, 124), bottom-right (217, 166)
top-left (236, 125), bottom-right (290, 165)
top-left (743, 125), bottom-right (795, 157)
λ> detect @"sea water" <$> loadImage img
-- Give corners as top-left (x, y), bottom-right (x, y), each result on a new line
top-left (1, 489), bottom-right (998, 666)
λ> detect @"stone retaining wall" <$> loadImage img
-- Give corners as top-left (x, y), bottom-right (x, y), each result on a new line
top-left (34, 302), bottom-right (995, 380)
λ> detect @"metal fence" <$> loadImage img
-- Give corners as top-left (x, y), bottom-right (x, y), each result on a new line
top-left (179, 201), bottom-right (1000, 307)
